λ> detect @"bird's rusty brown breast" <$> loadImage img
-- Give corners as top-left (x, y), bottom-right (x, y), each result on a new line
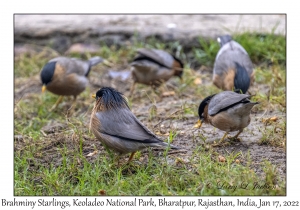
top-left (46, 63), bottom-right (88, 96)
top-left (209, 111), bottom-right (244, 132)
top-left (203, 104), bottom-right (210, 124)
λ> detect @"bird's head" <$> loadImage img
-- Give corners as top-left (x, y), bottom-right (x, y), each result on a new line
top-left (217, 35), bottom-right (232, 47)
top-left (196, 94), bottom-right (216, 127)
top-left (40, 61), bottom-right (57, 93)
top-left (92, 87), bottom-right (129, 111)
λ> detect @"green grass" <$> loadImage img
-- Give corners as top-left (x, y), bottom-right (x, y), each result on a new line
top-left (14, 145), bottom-right (285, 196)
top-left (14, 32), bottom-right (286, 196)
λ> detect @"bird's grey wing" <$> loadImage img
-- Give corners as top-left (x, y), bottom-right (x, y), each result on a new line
top-left (136, 48), bottom-right (174, 68)
top-left (214, 41), bottom-right (253, 75)
top-left (88, 56), bottom-right (104, 66)
top-left (50, 57), bottom-right (90, 76)
top-left (208, 91), bottom-right (250, 116)
top-left (96, 107), bottom-right (163, 144)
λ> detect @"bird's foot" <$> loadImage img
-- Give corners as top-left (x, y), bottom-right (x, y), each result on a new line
top-left (211, 141), bottom-right (231, 147)
top-left (49, 96), bottom-right (64, 112)
top-left (211, 132), bottom-right (229, 146)
top-left (227, 136), bottom-right (241, 142)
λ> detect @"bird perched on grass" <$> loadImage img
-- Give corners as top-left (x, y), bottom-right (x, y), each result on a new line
top-left (213, 35), bottom-right (254, 94)
top-left (129, 48), bottom-right (184, 95)
top-left (40, 56), bottom-right (104, 110)
top-left (90, 87), bottom-right (179, 162)
top-left (196, 91), bottom-right (258, 144)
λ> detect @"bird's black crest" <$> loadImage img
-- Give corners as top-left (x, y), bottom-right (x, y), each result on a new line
top-left (95, 87), bottom-right (129, 110)
top-left (40, 61), bottom-right (56, 85)
top-left (234, 62), bottom-right (250, 94)
top-left (198, 94), bottom-right (216, 120)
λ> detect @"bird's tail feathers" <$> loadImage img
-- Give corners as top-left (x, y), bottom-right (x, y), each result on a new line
top-left (89, 56), bottom-right (104, 67)
top-left (234, 62), bottom-right (250, 94)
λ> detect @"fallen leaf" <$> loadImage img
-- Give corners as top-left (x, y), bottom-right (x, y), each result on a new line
top-left (87, 150), bottom-right (98, 157)
top-left (270, 116), bottom-right (278, 121)
top-left (77, 158), bottom-right (81, 166)
top-left (235, 159), bottom-right (240, 164)
top-left (98, 189), bottom-right (106, 195)
top-left (162, 91), bottom-right (175, 97)
top-left (193, 78), bottom-right (202, 85)
top-left (175, 158), bottom-right (185, 165)
top-left (262, 116), bottom-right (278, 124)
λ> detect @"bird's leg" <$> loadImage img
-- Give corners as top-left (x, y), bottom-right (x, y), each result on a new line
top-left (219, 132), bottom-right (228, 143)
top-left (67, 96), bottom-right (77, 116)
top-left (129, 82), bottom-right (136, 97)
top-left (160, 81), bottom-right (167, 93)
top-left (50, 96), bottom-right (64, 111)
top-left (228, 130), bottom-right (243, 141)
top-left (114, 155), bottom-right (121, 166)
top-left (71, 95), bottom-right (77, 107)
top-left (127, 152), bottom-right (136, 163)
top-left (212, 132), bottom-right (228, 146)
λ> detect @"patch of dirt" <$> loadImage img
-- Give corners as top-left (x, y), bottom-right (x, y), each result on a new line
top-left (14, 74), bottom-right (42, 101)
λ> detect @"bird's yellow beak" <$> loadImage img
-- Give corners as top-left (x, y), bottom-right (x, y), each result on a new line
top-left (92, 94), bottom-right (96, 99)
top-left (42, 85), bottom-right (46, 93)
top-left (193, 119), bottom-right (202, 128)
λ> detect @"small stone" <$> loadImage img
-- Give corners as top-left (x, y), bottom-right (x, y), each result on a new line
top-left (14, 135), bottom-right (23, 141)
top-left (218, 155), bottom-right (226, 162)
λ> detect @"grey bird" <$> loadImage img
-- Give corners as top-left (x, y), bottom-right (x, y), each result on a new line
top-left (40, 56), bottom-right (104, 110)
top-left (129, 48), bottom-right (184, 94)
top-left (213, 35), bottom-right (254, 94)
top-left (197, 91), bottom-right (258, 143)
top-left (90, 87), bottom-right (179, 162)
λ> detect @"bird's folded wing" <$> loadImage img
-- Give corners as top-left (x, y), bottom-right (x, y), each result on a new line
top-left (50, 57), bottom-right (90, 76)
top-left (95, 108), bottom-right (162, 144)
top-left (137, 48), bottom-right (174, 68)
top-left (208, 91), bottom-right (250, 116)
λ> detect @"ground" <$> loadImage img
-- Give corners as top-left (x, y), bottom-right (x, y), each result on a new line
top-left (14, 62), bottom-right (286, 178)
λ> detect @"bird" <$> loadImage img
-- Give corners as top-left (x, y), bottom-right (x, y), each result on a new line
top-left (90, 86), bottom-right (179, 162)
top-left (129, 48), bottom-right (184, 95)
top-left (213, 35), bottom-right (254, 94)
top-left (40, 56), bottom-right (104, 110)
top-left (196, 91), bottom-right (258, 144)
